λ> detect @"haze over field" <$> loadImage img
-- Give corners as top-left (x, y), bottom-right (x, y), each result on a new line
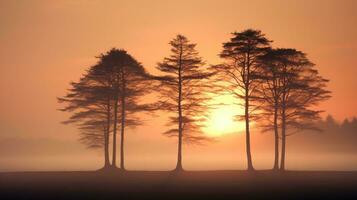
top-left (0, 0), bottom-right (356, 171)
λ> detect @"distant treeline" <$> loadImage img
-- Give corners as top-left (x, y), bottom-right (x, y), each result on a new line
top-left (321, 115), bottom-right (357, 134)
top-left (285, 115), bottom-right (357, 154)
top-left (58, 29), bottom-right (330, 172)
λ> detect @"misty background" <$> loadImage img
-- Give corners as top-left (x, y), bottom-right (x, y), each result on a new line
top-left (0, 0), bottom-right (356, 171)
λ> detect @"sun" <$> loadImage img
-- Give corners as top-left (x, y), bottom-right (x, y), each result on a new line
top-left (202, 95), bottom-right (245, 137)
top-left (209, 107), bottom-right (236, 130)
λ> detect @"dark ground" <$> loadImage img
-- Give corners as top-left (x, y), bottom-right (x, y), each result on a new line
top-left (0, 170), bottom-right (357, 200)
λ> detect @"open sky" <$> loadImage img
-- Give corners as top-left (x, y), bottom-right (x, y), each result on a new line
top-left (0, 0), bottom-right (356, 171)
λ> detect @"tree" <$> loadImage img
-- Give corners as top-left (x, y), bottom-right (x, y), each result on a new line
top-left (257, 48), bottom-right (330, 170)
top-left (97, 48), bottom-right (154, 170)
top-left (59, 48), bottom-right (154, 170)
top-left (210, 29), bottom-right (271, 170)
top-left (58, 63), bottom-right (114, 169)
top-left (325, 115), bottom-right (338, 127)
top-left (350, 117), bottom-right (357, 132)
top-left (256, 48), bottom-right (284, 170)
top-left (271, 49), bottom-right (330, 170)
top-left (156, 35), bottom-right (211, 171)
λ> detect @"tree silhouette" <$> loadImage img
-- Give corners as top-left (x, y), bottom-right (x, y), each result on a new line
top-left (59, 48), bottom-right (154, 170)
top-left (256, 48), bottom-right (284, 170)
top-left (156, 35), bottom-right (212, 171)
top-left (263, 49), bottom-right (331, 170)
top-left (58, 63), bottom-right (114, 169)
top-left (56, 30), bottom-right (335, 173)
top-left (96, 48), bottom-right (154, 170)
top-left (210, 29), bottom-right (271, 170)
top-left (340, 118), bottom-right (357, 133)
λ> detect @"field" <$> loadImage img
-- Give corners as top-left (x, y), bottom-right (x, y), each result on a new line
top-left (1, 170), bottom-right (357, 199)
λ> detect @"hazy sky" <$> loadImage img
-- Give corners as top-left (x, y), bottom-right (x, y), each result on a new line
top-left (0, 0), bottom-right (356, 171)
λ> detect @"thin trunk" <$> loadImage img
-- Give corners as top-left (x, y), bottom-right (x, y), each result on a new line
top-left (176, 44), bottom-right (183, 171)
top-left (177, 97), bottom-right (183, 171)
top-left (104, 99), bottom-right (111, 168)
top-left (280, 67), bottom-right (287, 171)
top-left (273, 101), bottom-right (279, 170)
top-left (104, 129), bottom-right (110, 167)
top-left (245, 52), bottom-right (254, 171)
top-left (245, 89), bottom-right (254, 171)
top-left (280, 103), bottom-right (286, 171)
top-left (112, 95), bottom-right (119, 168)
top-left (120, 72), bottom-right (126, 170)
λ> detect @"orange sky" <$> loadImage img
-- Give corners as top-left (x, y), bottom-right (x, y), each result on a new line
top-left (0, 0), bottom-right (356, 171)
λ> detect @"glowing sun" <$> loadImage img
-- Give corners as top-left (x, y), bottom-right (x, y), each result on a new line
top-left (203, 105), bottom-right (245, 137)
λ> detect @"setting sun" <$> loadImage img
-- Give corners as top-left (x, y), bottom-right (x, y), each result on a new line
top-left (202, 96), bottom-right (245, 137)
top-left (1, 0), bottom-right (357, 199)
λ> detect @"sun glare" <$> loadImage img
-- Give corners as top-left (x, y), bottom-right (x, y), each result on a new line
top-left (202, 96), bottom-right (245, 137)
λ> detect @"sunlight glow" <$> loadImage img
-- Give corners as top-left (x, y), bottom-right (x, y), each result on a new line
top-left (202, 95), bottom-right (245, 137)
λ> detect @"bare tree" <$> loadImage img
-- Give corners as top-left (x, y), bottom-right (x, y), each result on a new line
top-left (210, 29), bottom-right (271, 170)
top-left (156, 35), bottom-right (212, 171)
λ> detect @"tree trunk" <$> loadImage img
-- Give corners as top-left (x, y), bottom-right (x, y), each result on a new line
top-left (112, 96), bottom-right (119, 168)
top-left (176, 85), bottom-right (183, 171)
top-left (176, 112), bottom-right (183, 171)
top-left (104, 105), bottom-right (110, 168)
top-left (104, 129), bottom-right (110, 168)
top-left (120, 106), bottom-right (125, 170)
top-left (176, 45), bottom-right (183, 172)
top-left (273, 102), bottom-right (279, 170)
top-left (104, 101), bottom-right (111, 168)
top-left (245, 88), bottom-right (254, 171)
top-left (280, 104), bottom-right (286, 171)
top-left (245, 53), bottom-right (254, 171)
top-left (120, 73), bottom-right (126, 171)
